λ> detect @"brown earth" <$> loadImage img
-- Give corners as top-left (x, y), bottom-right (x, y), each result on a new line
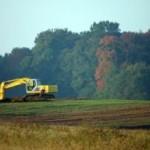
top-left (0, 105), bottom-right (150, 128)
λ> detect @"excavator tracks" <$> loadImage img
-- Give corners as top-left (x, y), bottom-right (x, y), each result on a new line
top-left (0, 94), bottom-right (55, 102)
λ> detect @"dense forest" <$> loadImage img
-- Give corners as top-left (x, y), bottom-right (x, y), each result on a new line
top-left (0, 21), bottom-right (150, 99)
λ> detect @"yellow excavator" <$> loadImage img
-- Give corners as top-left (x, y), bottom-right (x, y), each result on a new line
top-left (0, 77), bottom-right (58, 102)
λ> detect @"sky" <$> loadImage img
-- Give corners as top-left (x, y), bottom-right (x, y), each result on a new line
top-left (0, 0), bottom-right (150, 55)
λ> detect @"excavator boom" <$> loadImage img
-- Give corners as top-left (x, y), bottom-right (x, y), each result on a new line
top-left (0, 77), bottom-right (30, 100)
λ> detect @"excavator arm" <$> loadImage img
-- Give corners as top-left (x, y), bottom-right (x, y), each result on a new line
top-left (0, 77), bottom-right (30, 100)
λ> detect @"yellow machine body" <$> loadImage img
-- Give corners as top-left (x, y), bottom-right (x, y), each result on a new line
top-left (0, 77), bottom-right (58, 101)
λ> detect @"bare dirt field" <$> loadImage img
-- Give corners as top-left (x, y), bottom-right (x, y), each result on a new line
top-left (0, 103), bottom-right (150, 128)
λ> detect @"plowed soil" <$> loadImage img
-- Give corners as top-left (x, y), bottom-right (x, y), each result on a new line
top-left (0, 105), bottom-right (150, 128)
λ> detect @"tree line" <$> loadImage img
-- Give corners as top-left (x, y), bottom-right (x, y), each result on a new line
top-left (0, 21), bottom-right (150, 99)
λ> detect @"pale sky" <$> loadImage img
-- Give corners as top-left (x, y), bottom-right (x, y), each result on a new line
top-left (0, 0), bottom-right (150, 55)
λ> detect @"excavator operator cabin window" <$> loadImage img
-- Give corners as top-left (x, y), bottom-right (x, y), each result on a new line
top-left (27, 80), bottom-right (36, 91)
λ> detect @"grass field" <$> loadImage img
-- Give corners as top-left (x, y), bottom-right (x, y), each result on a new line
top-left (0, 99), bottom-right (150, 150)
top-left (0, 99), bottom-right (149, 114)
top-left (0, 123), bottom-right (150, 150)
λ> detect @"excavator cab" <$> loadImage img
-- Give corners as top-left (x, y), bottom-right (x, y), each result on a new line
top-left (26, 79), bottom-right (40, 92)
top-left (26, 79), bottom-right (58, 97)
